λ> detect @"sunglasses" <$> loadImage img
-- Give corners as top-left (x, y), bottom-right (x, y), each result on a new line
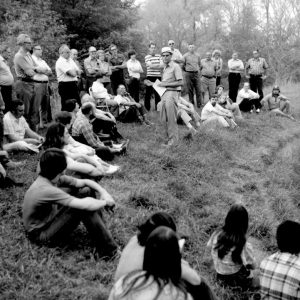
top-left (161, 54), bottom-right (171, 57)
top-left (169, 43), bottom-right (174, 45)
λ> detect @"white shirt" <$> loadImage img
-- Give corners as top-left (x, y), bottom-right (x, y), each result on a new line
top-left (114, 94), bottom-right (131, 114)
top-left (127, 59), bottom-right (143, 79)
top-left (228, 59), bottom-right (244, 73)
top-left (172, 48), bottom-right (183, 62)
top-left (0, 55), bottom-right (14, 86)
top-left (201, 101), bottom-right (230, 121)
top-left (32, 55), bottom-right (51, 82)
top-left (236, 88), bottom-right (259, 105)
top-left (55, 56), bottom-right (79, 82)
top-left (91, 81), bottom-right (110, 99)
top-left (3, 111), bottom-right (29, 141)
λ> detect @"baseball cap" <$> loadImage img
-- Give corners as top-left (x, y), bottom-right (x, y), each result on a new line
top-left (161, 47), bottom-right (173, 54)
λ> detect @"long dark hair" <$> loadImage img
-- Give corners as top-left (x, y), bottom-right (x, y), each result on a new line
top-left (214, 204), bottom-right (249, 264)
top-left (137, 212), bottom-right (177, 246)
top-left (43, 123), bottom-right (66, 150)
top-left (121, 226), bottom-right (188, 300)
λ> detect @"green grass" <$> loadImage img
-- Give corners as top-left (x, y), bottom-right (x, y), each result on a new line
top-left (1, 84), bottom-right (300, 299)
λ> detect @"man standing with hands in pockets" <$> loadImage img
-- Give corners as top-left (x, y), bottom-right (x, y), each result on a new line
top-left (158, 47), bottom-right (183, 147)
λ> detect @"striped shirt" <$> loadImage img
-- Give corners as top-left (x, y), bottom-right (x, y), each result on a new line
top-left (145, 54), bottom-right (162, 77)
top-left (260, 252), bottom-right (300, 300)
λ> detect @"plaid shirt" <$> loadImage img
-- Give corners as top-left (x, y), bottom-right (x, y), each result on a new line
top-left (71, 113), bottom-right (103, 148)
top-left (260, 252), bottom-right (300, 300)
top-left (207, 230), bottom-right (256, 275)
top-left (246, 57), bottom-right (268, 75)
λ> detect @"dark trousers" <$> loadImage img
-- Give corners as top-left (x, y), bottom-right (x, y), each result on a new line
top-left (216, 76), bottom-right (221, 87)
top-left (0, 85), bottom-right (13, 113)
top-left (144, 76), bottom-right (161, 111)
top-left (228, 73), bottom-right (241, 102)
top-left (128, 77), bottom-right (140, 103)
top-left (28, 198), bottom-right (117, 258)
top-left (184, 279), bottom-right (217, 300)
top-left (117, 105), bottom-right (146, 123)
top-left (103, 82), bottom-right (112, 94)
top-left (239, 98), bottom-right (261, 112)
top-left (15, 80), bottom-right (39, 130)
top-left (35, 82), bottom-right (52, 124)
top-left (92, 118), bottom-right (124, 142)
top-left (72, 135), bottom-right (114, 161)
top-left (185, 71), bottom-right (202, 107)
top-left (86, 77), bottom-right (97, 92)
top-left (58, 81), bottom-right (80, 110)
top-left (249, 75), bottom-right (264, 102)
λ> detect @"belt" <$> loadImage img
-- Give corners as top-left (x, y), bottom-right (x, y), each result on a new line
top-left (166, 89), bottom-right (181, 92)
top-left (185, 70), bottom-right (198, 73)
top-left (202, 75), bottom-right (215, 79)
top-left (19, 78), bottom-right (48, 83)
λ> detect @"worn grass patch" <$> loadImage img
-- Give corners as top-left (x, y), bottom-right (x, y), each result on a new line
top-left (1, 84), bottom-right (300, 299)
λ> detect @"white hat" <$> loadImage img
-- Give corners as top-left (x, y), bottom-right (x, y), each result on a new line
top-left (89, 46), bottom-right (97, 52)
top-left (161, 47), bottom-right (173, 54)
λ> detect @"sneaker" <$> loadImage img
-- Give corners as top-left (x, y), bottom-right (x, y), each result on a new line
top-left (112, 143), bottom-right (123, 150)
top-left (250, 109), bottom-right (253, 114)
top-left (256, 108), bottom-right (260, 113)
top-left (104, 165), bottom-right (120, 175)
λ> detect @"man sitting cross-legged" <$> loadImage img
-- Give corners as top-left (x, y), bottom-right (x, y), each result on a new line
top-left (260, 220), bottom-right (300, 300)
top-left (72, 103), bottom-right (126, 161)
top-left (177, 97), bottom-right (200, 135)
top-left (3, 100), bottom-right (44, 153)
top-left (114, 85), bottom-right (152, 125)
top-left (23, 148), bottom-right (118, 259)
top-left (201, 95), bottom-right (237, 128)
top-left (261, 85), bottom-right (295, 120)
top-left (236, 82), bottom-right (260, 113)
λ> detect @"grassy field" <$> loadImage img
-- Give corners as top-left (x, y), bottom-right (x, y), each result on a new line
top-left (1, 84), bottom-right (300, 299)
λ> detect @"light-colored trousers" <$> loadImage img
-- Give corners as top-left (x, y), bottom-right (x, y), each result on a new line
top-left (178, 108), bottom-right (200, 127)
top-left (160, 91), bottom-right (179, 143)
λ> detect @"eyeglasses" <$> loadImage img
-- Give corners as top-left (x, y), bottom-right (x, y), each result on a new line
top-left (24, 41), bottom-right (32, 44)
top-left (34, 48), bottom-right (42, 50)
top-left (161, 54), bottom-right (171, 57)
top-left (168, 43), bottom-right (174, 45)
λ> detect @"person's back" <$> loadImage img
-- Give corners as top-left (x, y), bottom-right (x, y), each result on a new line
top-left (260, 220), bottom-right (300, 300)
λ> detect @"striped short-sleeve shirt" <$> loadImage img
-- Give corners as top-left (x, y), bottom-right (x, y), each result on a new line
top-left (145, 54), bottom-right (162, 77)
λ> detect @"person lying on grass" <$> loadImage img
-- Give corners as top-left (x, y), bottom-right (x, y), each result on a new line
top-left (261, 85), bottom-right (295, 121)
top-left (55, 112), bottom-right (120, 175)
top-left (259, 220), bottom-right (300, 300)
top-left (114, 212), bottom-right (217, 300)
top-left (3, 100), bottom-right (44, 153)
top-left (42, 123), bottom-right (119, 177)
top-left (23, 148), bottom-right (118, 259)
top-left (206, 204), bottom-right (259, 290)
top-left (109, 226), bottom-right (194, 300)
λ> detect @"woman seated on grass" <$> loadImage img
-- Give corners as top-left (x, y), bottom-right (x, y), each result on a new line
top-left (206, 204), bottom-right (258, 290)
top-left (42, 123), bottom-right (119, 177)
top-left (109, 226), bottom-right (193, 300)
top-left (114, 212), bottom-right (216, 300)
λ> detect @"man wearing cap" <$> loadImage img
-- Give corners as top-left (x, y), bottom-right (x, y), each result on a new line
top-left (14, 34), bottom-right (47, 130)
top-left (84, 46), bottom-right (101, 91)
top-left (32, 45), bottom-right (52, 128)
top-left (55, 44), bottom-right (81, 110)
top-left (200, 51), bottom-right (217, 102)
top-left (158, 47), bottom-right (183, 146)
top-left (168, 40), bottom-right (183, 65)
top-left (182, 43), bottom-right (202, 108)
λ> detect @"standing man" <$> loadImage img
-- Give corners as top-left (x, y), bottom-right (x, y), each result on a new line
top-left (158, 47), bottom-right (183, 147)
top-left (70, 49), bottom-right (84, 92)
top-left (14, 34), bottom-right (45, 130)
top-left (55, 44), bottom-right (81, 110)
top-left (109, 44), bottom-right (126, 95)
top-left (245, 49), bottom-right (268, 113)
top-left (228, 52), bottom-right (244, 102)
top-left (182, 43), bottom-right (202, 108)
top-left (144, 42), bottom-right (163, 111)
top-left (32, 45), bottom-right (52, 128)
top-left (0, 46), bottom-right (14, 113)
top-left (200, 52), bottom-right (217, 103)
top-left (168, 40), bottom-right (183, 65)
top-left (84, 46), bottom-right (101, 91)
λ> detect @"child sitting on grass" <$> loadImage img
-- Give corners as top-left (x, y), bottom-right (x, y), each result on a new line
top-left (206, 204), bottom-right (259, 290)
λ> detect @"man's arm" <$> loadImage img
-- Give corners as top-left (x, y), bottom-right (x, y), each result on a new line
top-left (81, 122), bottom-right (103, 148)
top-left (84, 59), bottom-right (97, 76)
top-left (25, 127), bottom-right (43, 141)
top-left (16, 55), bottom-right (36, 77)
top-left (159, 79), bottom-right (183, 88)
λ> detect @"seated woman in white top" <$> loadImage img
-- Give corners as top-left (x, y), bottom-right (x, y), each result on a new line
top-left (114, 212), bottom-right (216, 300)
top-left (42, 123), bottom-right (119, 177)
top-left (109, 226), bottom-right (194, 300)
top-left (236, 82), bottom-right (260, 113)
